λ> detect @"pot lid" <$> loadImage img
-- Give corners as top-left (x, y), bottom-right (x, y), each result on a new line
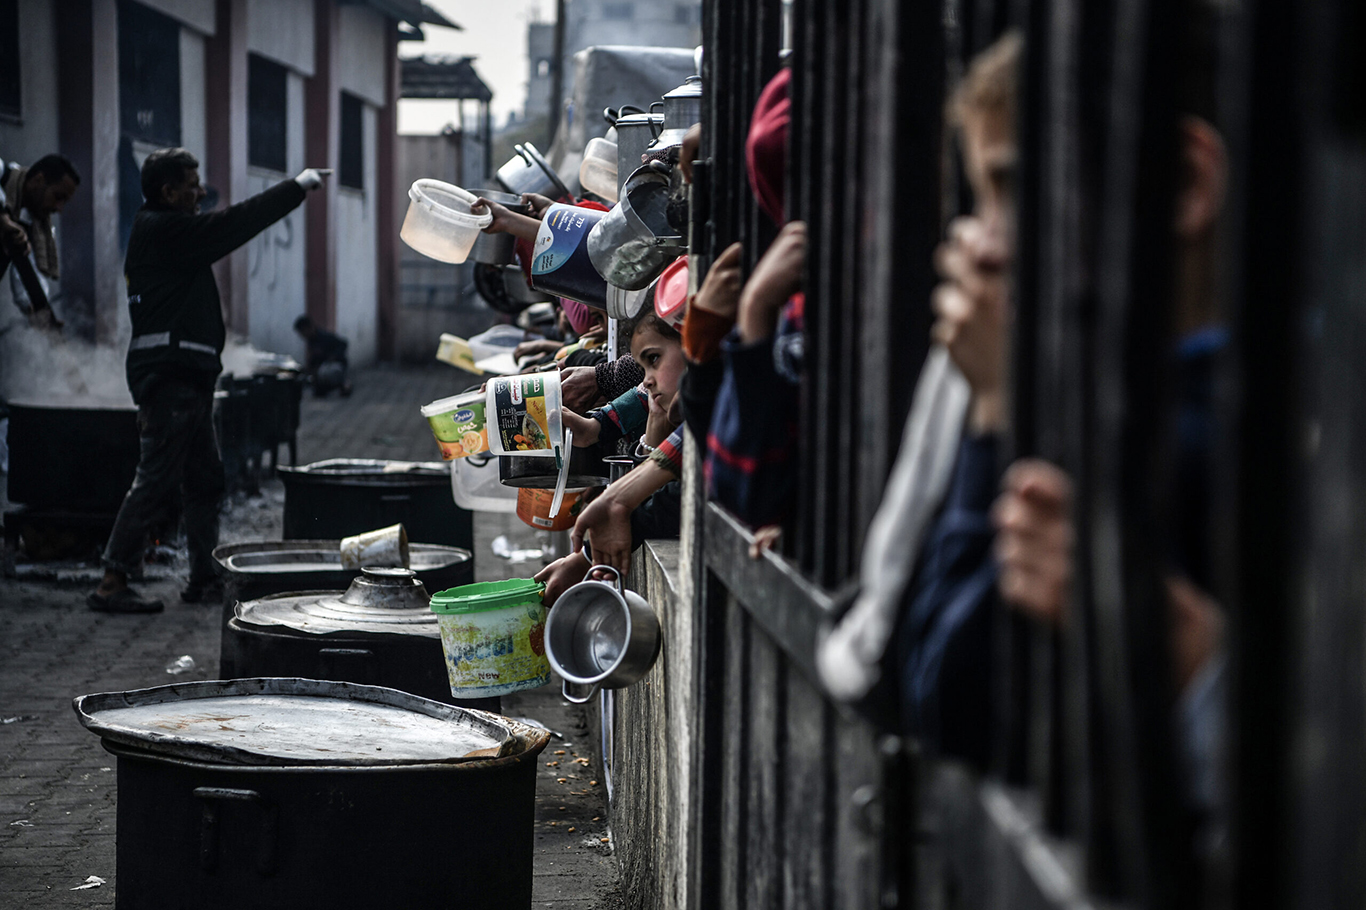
top-left (236, 567), bottom-right (440, 638)
top-left (215, 540), bottom-right (471, 577)
top-left (73, 678), bottom-right (514, 766)
top-left (430, 578), bottom-right (545, 615)
top-left (277, 459), bottom-right (450, 486)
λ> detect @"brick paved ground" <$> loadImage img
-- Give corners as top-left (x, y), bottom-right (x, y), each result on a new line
top-left (0, 362), bottom-right (621, 908)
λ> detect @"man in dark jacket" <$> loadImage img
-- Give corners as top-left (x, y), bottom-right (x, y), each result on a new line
top-left (87, 148), bottom-right (325, 613)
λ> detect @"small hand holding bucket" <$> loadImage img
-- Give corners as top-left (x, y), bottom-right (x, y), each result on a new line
top-left (339, 523), bottom-right (410, 569)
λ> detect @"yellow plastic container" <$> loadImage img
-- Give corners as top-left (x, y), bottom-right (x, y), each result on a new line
top-left (420, 390), bottom-right (489, 460)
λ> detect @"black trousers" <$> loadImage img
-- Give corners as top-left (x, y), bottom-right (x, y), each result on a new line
top-left (102, 379), bottom-right (224, 583)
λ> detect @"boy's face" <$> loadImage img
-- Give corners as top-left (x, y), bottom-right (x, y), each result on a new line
top-left (960, 105), bottom-right (1018, 266)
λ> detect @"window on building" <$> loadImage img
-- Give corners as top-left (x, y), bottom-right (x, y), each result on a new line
top-left (0, 0), bottom-right (20, 123)
top-left (537, 59), bottom-right (551, 78)
top-left (339, 92), bottom-right (364, 190)
top-left (601, 2), bottom-right (633, 20)
top-left (248, 54), bottom-right (288, 172)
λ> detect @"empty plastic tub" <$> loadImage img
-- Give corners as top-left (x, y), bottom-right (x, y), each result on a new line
top-left (400, 180), bottom-right (493, 264)
top-left (579, 137), bottom-right (620, 202)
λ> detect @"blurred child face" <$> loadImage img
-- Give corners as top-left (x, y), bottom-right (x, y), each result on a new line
top-left (960, 106), bottom-right (1017, 268)
top-left (631, 322), bottom-right (685, 409)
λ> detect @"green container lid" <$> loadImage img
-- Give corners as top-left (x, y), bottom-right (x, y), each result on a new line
top-left (429, 578), bottom-right (546, 615)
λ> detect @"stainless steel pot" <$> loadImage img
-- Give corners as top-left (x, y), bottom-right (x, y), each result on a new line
top-left (499, 448), bottom-right (608, 490)
top-left (611, 108), bottom-right (665, 197)
top-left (467, 189), bottom-right (528, 265)
top-left (495, 142), bottom-right (571, 200)
top-left (545, 563), bottom-right (662, 704)
top-left (586, 161), bottom-right (686, 290)
top-left (647, 75), bottom-right (703, 154)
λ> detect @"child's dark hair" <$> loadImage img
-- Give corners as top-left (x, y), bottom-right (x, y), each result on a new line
top-left (624, 283), bottom-right (681, 343)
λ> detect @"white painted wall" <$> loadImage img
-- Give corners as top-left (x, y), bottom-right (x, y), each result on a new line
top-left (136, 0), bottom-right (215, 35)
top-left (179, 28), bottom-right (207, 167)
top-left (0, 0), bottom-right (59, 167)
top-left (244, 71), bottom-right (309, 360)
top-left (333, 102), bottom-right (378, 365)
top-left (247, 0), bottom-right (315, 76)
top-left (337, 3), bottom-right (387, 108)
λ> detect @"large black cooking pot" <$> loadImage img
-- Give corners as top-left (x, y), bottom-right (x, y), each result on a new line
top-left (75, 680), bottom-right (547, 910)
top-left (5, 398), bottom-right (139, 511)
top-left (223, 620), bottom-right (498, 713)
top-left (213, 538), bottom-right (474, 677)
top-left (225, 566), bottom-right (497, 712)
top-left (277, 459), bottom-right (473, 550)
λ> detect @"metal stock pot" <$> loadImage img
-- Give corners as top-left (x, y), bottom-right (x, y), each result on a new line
top-left (545, 562), bottom-right (662, 704)
top-left (586, 161), bottom-right (686, 289)
top-left (495, 141), bottom-right (571, 200)
top-left (466, 188), bottom-right (530, 265)
top-left (73, 679), bottom-right (547, 909)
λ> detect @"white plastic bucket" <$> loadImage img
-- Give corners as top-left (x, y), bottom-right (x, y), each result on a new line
top-left (485, 371), bottom-right (564, 458)
top-left (400, 180), bottom-right (492, 264)
top-left (450, 456), bottom-right (517, 513)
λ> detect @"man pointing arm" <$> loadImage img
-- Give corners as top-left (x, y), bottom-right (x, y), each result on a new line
top-left (88, 148), bottom-right (325, 613)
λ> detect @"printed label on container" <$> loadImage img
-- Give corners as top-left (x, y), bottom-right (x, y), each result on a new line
top-left (437, 601), bottom-right (550, 696)
top-left (490, 375), bottom-right (552, 453)
top-left (425, 396), bottom-right (489, 460)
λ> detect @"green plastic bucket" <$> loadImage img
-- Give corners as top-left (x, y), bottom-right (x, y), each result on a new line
top-left (430, 579), bottom-right (550, 698)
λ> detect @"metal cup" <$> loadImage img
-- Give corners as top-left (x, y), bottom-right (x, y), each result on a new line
top-left (339, 523), bottom-right (410, 569)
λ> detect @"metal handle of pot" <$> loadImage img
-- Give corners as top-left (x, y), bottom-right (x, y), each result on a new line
top-left (562, 679), bottom-right (600, 704)
top-left (647, 101), bottom-right (664, 139)
top-left (579, 541), bottom-right (626, 598)
top-left (194, 787), bottom-right (277, 876)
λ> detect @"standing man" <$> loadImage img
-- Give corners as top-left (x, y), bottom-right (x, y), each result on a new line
top-left (87, 148), bottom-right (326, 613)
top-left (1, 154), bottom-right (80, 285)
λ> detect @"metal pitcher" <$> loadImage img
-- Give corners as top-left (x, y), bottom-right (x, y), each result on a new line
top-left (585, 161), bottom-right (686, 290)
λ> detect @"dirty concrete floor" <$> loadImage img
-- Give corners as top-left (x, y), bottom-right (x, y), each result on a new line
top-left (0, 362), bottom-right (624, 908)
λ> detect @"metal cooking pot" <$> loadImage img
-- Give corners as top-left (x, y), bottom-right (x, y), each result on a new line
top-left (213, 538), bottom-right (474, 678)
top-left (495, 142), bottom-right (571, 200)
top-left (499, 446), bottom-right (609, 490)
top-left (74, 679), bottom-right (547, 909)
top-left (647, 75), bottom-right (704, 154)
top-left (228, 567), bottom-right (498, 711)
top-left (586, 161), bottom-right (686, 290)
top-left (277, 459), bottom-right (472, 550)
top-left (545, 562), bottom-right (662, 704)
top-left (608, 106), bottom-right (664, 195)
top-left (602, 455), bottom-right (637, 483)
top-left (5, 398), bottom-right (138, 512)
top-left (467, 189), bottom-right (529, 265)
top-left (474, 263), bottom-right (552, 315)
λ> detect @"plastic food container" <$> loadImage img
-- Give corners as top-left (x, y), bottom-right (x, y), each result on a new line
top-left (516, 486), bottom-right (588, 531)
top-left (421, 390), bottom-right (490, 460)
top-left (450, 455), bottom-right (517, 513)
top-left (579, 137), bottom-right (620, 202)
top-left (485, 371), bottom-right (564, 457)
top-left (529, 203), bottom-right (609, 307)
top-left (400, 179), bottom-right (493, 264)
top-left (430, 579), bottom-right (551, 698)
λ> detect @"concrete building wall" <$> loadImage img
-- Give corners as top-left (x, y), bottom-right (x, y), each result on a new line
top-left (0, 0), bottom-right (59, 166)
top-left (136, 0), bottom-right (215, 35)
top-left (337, 3), bottom-right (386, 107)
top-left (245, 72), bottom-right (309, 361)
top-left (179, 28), bottom-right (208, 168)
top-left (334, 102), bottom-right (378, 364)
top-left (246, 0), bottom-right (315, 75)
